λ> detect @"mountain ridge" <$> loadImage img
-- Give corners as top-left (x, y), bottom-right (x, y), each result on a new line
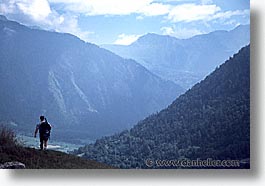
top-left (0, 16), bottom-right (183, 142)
top-left (103, 24), bottom-right (250, 89)
top-left (133, 24), bottom-right (249, 42)
top-left (75, 45), bottom-right (250, 169)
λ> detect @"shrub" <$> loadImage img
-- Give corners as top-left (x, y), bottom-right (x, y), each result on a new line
top-left (0, 125), bottom-right (18, 147)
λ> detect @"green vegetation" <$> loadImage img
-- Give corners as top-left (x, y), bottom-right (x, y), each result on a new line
top-left (0, 126), bottom-right (113, 169)
top-left (74, 45), bottom-right (250, 169)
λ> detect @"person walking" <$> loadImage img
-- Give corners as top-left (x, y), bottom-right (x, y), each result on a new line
top-left (34, 116), bottom-right (52, 150)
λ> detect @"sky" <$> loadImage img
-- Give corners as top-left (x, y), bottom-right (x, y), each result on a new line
top-left (0, 0), bottom-right (249, 45)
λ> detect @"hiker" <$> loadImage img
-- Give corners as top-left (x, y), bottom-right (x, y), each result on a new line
top-left (34, 116), bottom-right (52, 150)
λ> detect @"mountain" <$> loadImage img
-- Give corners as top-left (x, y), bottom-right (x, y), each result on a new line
top-left (75, 45), bottom-right (250, 169)
top-left (103, 25), bottom-right (250, 89)
top-left (0, 16), bottom-right (183, 142)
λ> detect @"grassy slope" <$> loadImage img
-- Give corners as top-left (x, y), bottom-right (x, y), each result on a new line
top-left (0, 126), bottom-right (113, 169)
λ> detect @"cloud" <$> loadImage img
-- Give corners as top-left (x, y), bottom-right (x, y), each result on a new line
top-left (161, 26), bottom-right (175, 35)
top-left (1, 0), bottom-right (250, 44)
top-left (207, 9), bottom-right (249, 21)
top-left (50, 13), bottom-right (94, 42)
top-left (0, 0), bottom-right (93, 42)
top-left (49, 0), bottom-right (170, 16)
top-left (17, 0), bottom-right (51, 21)
top-left (167, 3), bottom-right (220, 22)
top-left (201, 0), bottom-right (213, 5)
top-left (48, 0), bottom-right (249, 24)
top-left (114, 34), bottom-right (141, 45)
top-left (140, 3), bottom-right (170, 16)
top-left (166, 3), bottom-right (249, 23)
top-left (0, 0), bottom-right (51, 21)
top-left (161, 26), bottom-right (203, 39)
top-left (155, 0), bottom-right (198, 2)
top-left (223, 19), bottom-right (240, 27)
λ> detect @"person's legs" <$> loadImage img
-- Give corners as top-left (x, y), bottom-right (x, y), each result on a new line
top-left (39, 136), bottom-right (44, 150)
top-left (44, 140), bottom-right (48, 150)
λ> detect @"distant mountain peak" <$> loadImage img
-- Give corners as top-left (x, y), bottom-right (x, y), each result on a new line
top-left (135, 24), bottom-right (249, 44)
top-left (133, 32), bottom-right (178, 46)
top-left (233, 24), bottom-right (250, 29)
top-left (230, 24), bottom-right (250, 33)
top-left (103, 24), bottom-right (249, 89)
top-left (136, 33), bottom-right (161, 42)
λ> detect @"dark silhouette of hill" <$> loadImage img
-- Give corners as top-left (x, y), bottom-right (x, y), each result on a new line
top-left (75, 45), bottom-right (250, 169)
top-left (0, 16), bottom-right (183, 142)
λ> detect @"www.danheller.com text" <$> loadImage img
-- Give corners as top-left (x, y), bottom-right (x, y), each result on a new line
top-left (145, 158), bottom-right (241, 168)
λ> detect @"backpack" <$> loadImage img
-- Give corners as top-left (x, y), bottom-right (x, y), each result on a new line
top-left (39, 121), bottom-right (51, 138)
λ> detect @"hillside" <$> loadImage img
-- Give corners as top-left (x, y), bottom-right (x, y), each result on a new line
top-left (0, 16), bottom-right (183, 142)
top-left (103, 25), bottom-right (250, 89)
top-left (0, 126), bottom-right (112, 169)
top-left (75, 45), bottom-right (250, 169)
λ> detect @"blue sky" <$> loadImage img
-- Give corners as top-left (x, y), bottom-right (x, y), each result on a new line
top-left (0, 0), bottom-right (249, 45)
